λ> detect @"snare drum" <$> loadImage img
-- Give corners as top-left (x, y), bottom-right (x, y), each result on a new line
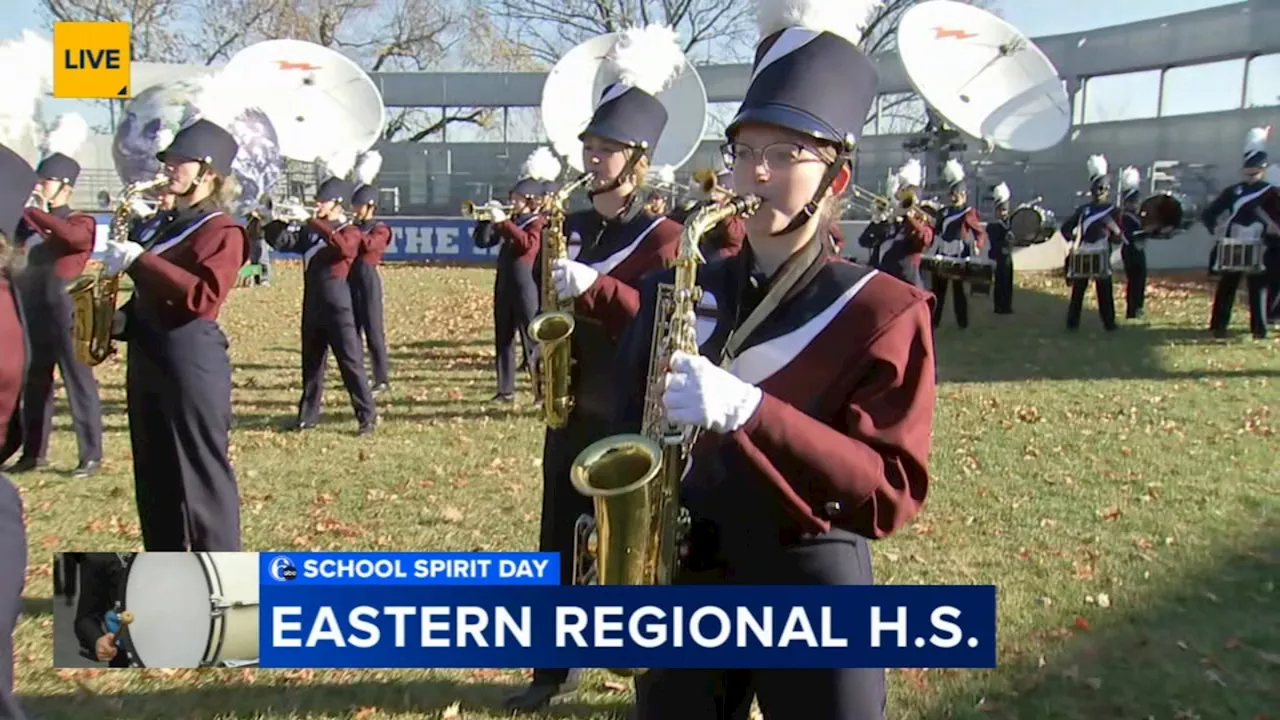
top-left (121, 552), bottom-right (260, 668)
top-left (1212, 238), bottom-right (1264, 274)
top-left (963, 257), bottom-right (996, 294)
top-left (922, 254), bottom-right (968, 280)
top-left (1067, 247), bottom-right (1111, 280)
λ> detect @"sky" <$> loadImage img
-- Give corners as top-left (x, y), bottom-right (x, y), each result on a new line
top-left (1, 0), bottom-right (1266, 138)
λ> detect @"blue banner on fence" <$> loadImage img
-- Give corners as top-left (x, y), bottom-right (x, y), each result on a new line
top-left (258, 584), bottom-right (997, 669)
top-left (261, 552), bottom-right (559, 586)
top-left (88, 214), bottom-right (496, 264)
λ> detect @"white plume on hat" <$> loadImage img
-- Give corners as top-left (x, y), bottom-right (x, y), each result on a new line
top-left (885, 167), bottom-right (901, 197)
top-left (896, 158), bottom-right (923, 188)
top-left (941, 159), bottom-right (964, 185)
top-left (44, 113), bottom-right (89, 158)
top-left (1243, 126), bottom-right (1270, 157)
top-left (609, 25), bottom-right (687, 97)
top-left (319, 150), bottom-right (357, 180)
top-left (991, 182), bottom-right (1010, 204)
top-left (521, 146), bottom-right (561, 182)
top-left (1086, 154), bottom-right (1108, 180)
top-left (757, 0), bottom-right (884, 45)
top-left (354, 151), bottom-right (383, 186)
top-left (0, 31), bottom-right (54, 160)
top-left (655, 164), bottom-right (676, 185)
top-left (189, 70), bottom-right (250, 130)
top-left (1119, 166), bottom-right (1140, 192)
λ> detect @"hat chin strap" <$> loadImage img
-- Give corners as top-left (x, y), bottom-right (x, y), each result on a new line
top-left (175, 163), bottom-right (212, 199)
top-left (771, 155), bottom-right (848, 238)
top-left (587, 147), bottom-right (645, 200)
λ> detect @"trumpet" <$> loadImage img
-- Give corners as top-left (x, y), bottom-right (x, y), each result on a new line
top-left (847, 185), bottom-right (896, 222)
top-left (461, 199), bottom-right (517, 221)
top-left (25, 190), bottom-right (48, 212)
top-left (273, 198), bottom-right (311, 223)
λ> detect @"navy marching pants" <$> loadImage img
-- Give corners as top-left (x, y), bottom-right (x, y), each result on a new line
top-left (635, 527), bottom-right (886, 720)
top-left (494, 263), bottom-right (538, 396)
top-left (931, 278), bottom-right (969, 328)
top-left (1067, 277), bottom-right (1117, 330)
top-left (126, 315), bottom-right (241, 551)
top-left (16, 291), bottom-right (102, 465)
top-left (993, 254), bottom-right (1014, 313)
top-left (299, 277), bottom-right (376, 426)
top-left (349, 259), bottom-right (389, 386)
top-left (1210, 271), bottom-right (1268, 337)
top-left (1121, 244), bottom-right (1147, 318)
top-left (0, 477), bottom-right (27, 719)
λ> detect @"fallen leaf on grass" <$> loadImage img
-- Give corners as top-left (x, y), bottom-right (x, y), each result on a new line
top-left (602, 680), bottom-right (628, 692)
top-left (1223, 636), bottom-right (1241, 650)
top-left (354, 708), bottom-right (376, 720)
top-left (1098, 506), bottom-right (1122, 521)
top-left (1073, 616), bottom-right (1090, 631)
top-left (441, 701), bottom-right (462, 719)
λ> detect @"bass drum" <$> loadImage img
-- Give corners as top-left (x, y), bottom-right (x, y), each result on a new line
top-left (121, 552), bottom-right (260, 668)
top-left (1008, 204), bottom-right (1057, 246)
top-left (1139, 193), bottom-right (1184, 235)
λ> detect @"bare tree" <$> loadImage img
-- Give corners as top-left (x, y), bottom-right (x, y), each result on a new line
top-left (36, 0), bottom-right (503, 141)
top-left (480, 0), bottom-right (756, 66)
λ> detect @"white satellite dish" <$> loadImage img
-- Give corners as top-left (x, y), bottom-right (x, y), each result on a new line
top-left (898, 0), bottom-right (1070, 153)
top-left (540, 33), bottom-right (708, 173)
top-left (222, 39), bottom-right (386, 163)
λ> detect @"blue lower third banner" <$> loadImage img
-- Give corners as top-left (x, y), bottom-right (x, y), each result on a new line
top-left (259, 585), bottom-right (996, 669)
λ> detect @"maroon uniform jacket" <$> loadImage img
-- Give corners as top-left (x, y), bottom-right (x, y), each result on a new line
top-left (125, 210), bottom-right (248, 328)
top-left (0, 273), bottom-right (24, 427)
top-left (617, 252), bottom-right (936, 544)
top-left (304, 218), bottom-right (362, 279)
top-left (570, 202), bottom-right (683, 340)
top-left (700, 216), bottom-right (746, 261)
top-left (357, 221), bottom-right (394, 267)
top-left (20, 207), bottom-right (96, 280)
top-left (935, 206), bottom-right (987, 255)
top-left (495, 215), bottom-right (544, 266)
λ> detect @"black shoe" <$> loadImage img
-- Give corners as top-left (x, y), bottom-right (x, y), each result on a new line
top-left (1104, 324), bottom-right (1118, 332)
top-left (492, 393), bottom-right (515, 403)
top-left (358, 417), bottom-right (378, 435)
top-left (292, 420), bottom-right (316, 431)
top-left (371, 382), bottom-right (390, 396)
top-left (6, 457), bottom-right (47, 473)
top-left (503, 681), bottom-right (579, 712)
top-left (71, 460), bottom-right (100, 478)
top-left (1211, 328), bottom-right (1228, 339)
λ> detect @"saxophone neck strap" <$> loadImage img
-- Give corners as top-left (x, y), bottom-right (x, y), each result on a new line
top-left (719, 237), bottom-right (824, 369)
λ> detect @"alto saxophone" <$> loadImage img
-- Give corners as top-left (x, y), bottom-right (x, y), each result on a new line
top-left (527, 172), bottom-right (594, 428)
top-left (567, 193), bottom-right (760, 677)
top-left (69, 175), bottom-right (169, 366)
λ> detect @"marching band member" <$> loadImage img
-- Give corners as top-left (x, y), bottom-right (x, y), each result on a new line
top-left (0, 142), bottom-right (36, 720)
top-left (1201, 127), bottom-right (1274, 339)
top-left (101, 118), bottom-right (249, 551)
top-left (1060, 154), bottom-right (1122, 332)
top-left (644, 190), bottom-right (668, 216)
top-left (348, 152), bottom-right (392, 395)
top-left (619, 1), bottom-right (935, 716)
top-left (246, 206), bottom-right (271, 287)
top-left (2, 114), bottom-right (103, 477)
top-left (266, 160), bottom-right (379, 433)
top-left (476, 147), bottom-right (558, 403)
top-left (506, 25), bottom-right (687, 712)
top-left (988, 182), bottom-right (1014, 314)
top-left (1118, 166), bottom-right (1149, 319)
top-left (857, 160), bottom-right (931, 287)
top-left (931, 159), bottom-right (986, 329)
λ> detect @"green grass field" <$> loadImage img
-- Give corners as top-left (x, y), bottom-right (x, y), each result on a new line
top-left (10, 264), bottom-right (1279, 720)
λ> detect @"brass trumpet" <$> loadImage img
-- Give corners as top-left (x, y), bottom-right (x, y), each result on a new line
top-left (461, 199), bottom-right (517, 221)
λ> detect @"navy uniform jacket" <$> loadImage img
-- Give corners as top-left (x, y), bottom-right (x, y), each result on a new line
top-left (986, 219), bottom-right (1010, 261)
top-left (475, 214), bottom-right (543, 269)
top-left (264, 218), bottom-right (361, 282)
top-left (71, 553), bottom-right (129, 655)
top-left (934, 206), bottom-right (987, 257)
top-left (1201, 181), bottom-right (1280, 245)
top-left (1, 269), bottom-right (30, 720)
top-left (1120, 210), bottom-right (1148, 248)
top-left (858, 215), bottom-right (932, 279)
top-left (560, 198), bottom-right (683, 420)
top-left (615, 250), bottom-right (936, 546)
top-left (1060, 202), bottom-right (1122, 247)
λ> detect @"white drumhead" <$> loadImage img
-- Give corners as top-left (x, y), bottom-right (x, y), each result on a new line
top-left (124, 553), bottom-right (217, 668)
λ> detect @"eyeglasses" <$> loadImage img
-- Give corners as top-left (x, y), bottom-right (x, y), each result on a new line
top-left (720, 142), bottom-right (824, 172)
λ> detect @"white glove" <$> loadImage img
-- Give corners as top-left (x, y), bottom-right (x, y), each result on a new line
top-left (486, 200), bottom-right (509, 224)
top-left (128, 197), bottom-right (156, 219)
top-left (662, 351), bottom-right (763, 434)
top-left (103, 239), bottom-right (145, 276)
top-left (551, 258), bottom-right (600, 300)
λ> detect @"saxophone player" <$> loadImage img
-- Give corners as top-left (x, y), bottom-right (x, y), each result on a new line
top-left (1, 114), bottom-right (104, 478)
top-left (616, 1), bottom-right (936, 717)
top-left (100, 119), bottom-right (250, 551)
top-left (505, 26), bottom-right (687, 712)
top-left (472, 147), bottom-right (558, 403)
top-left (0, 141), bottom-right (37, 720)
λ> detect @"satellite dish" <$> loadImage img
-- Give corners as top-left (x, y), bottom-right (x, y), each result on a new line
top-left (540, 33), bottom-right (708, 173)
top-left (222, 39), bottom-right (385, 162)
top-left (898, 1), bottom-right (1070, 153)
